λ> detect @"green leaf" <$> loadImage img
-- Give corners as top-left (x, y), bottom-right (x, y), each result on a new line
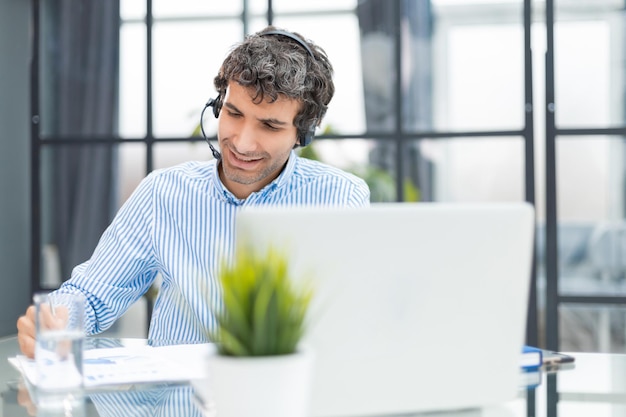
top-left (220, 282), bottom-right (251, 343)
top-left (210, 244), bottom-right (314, 356)
top-left (218, 327), bottom-right (251, 356)
top-left (252, 271), bottom-right (274, 354)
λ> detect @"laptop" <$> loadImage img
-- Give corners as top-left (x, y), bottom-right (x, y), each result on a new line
top-left (235, 202), bottom-right (535, 417)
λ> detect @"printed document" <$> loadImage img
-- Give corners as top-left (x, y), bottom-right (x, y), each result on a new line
top-left (9, 343), bottom-right (213, 388)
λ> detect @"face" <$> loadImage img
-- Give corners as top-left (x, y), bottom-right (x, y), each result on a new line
top-left (217, 81), bottom-right (300, 199)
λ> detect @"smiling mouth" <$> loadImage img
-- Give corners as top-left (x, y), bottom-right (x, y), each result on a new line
top-left (234, 154), bottom-right (261, 162)
top-left (227, 150), bottom-right (264, 168)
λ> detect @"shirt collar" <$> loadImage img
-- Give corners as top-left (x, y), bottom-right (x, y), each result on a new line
top-left (209, 150), bottom-right (297, 204)
top-left (273, 150), bottom-right (297, 189)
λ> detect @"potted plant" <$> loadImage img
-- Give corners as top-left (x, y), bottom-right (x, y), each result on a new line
top-left (204, 244), bottom-right (316, 417)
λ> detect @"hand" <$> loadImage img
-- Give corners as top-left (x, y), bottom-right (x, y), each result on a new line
top-left (16, 305), bottom-right (36, 359)
top-left (16, 303), bottom-right (68, 359)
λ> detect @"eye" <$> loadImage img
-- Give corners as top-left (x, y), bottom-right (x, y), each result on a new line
top-left (226, 110), bottom-right (242, 118)
top-left (263, 122), bottom-right (280, 131)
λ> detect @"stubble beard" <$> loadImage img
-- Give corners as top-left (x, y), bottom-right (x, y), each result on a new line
top-left (222, 149), bottom-right (291, 186)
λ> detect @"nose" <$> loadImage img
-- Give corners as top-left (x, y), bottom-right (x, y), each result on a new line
top-left (232, 122), bottom-right (257, 154)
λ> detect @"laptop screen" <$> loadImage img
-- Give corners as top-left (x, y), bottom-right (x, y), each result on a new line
top-left (235, 202), bottom-right (535, 416)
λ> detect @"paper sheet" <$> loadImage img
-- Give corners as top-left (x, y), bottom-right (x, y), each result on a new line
top-left (9, 343), bottom-right (214, 388)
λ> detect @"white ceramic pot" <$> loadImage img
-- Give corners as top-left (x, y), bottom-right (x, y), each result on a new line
top-left (205, 346), bottom-right (314, 417)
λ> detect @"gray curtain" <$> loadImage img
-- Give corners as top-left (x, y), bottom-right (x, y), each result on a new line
top-left (41, 0), bottom-right (120, 282)
top-left (357, 0), bottom-right (435, 201)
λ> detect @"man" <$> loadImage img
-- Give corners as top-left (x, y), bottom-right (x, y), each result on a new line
top-left (17, 26), bottom-right (370, 357)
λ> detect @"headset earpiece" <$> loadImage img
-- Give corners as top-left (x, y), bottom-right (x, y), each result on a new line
top-left (201, 97), bottom-right (223, 160)
top-left (299, 123), bottom-right (316, 147)
top-left (211, 94), bottom-right (222, 118)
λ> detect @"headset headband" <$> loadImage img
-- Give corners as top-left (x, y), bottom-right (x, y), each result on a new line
top-left (261, 30), bottom-right (315, 58)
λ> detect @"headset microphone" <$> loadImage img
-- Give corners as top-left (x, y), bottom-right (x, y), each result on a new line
top-left (201, 98), bottom-right (221, 160)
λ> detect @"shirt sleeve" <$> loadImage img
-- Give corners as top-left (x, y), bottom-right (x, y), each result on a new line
top-left (347, 179), bottom-right (371, 208)
top-left (56, 172), bottom-right (159, 335)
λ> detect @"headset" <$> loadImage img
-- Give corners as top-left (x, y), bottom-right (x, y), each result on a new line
top-left (201, 30), bottom-right (318, 160)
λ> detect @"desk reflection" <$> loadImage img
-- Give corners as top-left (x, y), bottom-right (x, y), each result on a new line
top-left (9, 383), bottom-right (206, 417)
top-left (89, 385), bottom-right (205, 417)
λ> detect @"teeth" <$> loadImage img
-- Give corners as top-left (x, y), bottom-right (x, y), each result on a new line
top-left (237, 156), bottom-right (256, 162)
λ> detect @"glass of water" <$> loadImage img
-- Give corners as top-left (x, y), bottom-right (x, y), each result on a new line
top-left (34, 292), bottom-right (86, 394)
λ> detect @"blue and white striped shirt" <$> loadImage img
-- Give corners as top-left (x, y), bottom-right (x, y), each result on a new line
top-left (58, 151), bottom-right (370, 342)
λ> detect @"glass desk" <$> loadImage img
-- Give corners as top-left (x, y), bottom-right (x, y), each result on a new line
top-left (0, 335), bottom-right (622, 417)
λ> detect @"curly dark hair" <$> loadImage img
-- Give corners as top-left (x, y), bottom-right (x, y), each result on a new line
top-left (213, 26), bottom-right (335, 146)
